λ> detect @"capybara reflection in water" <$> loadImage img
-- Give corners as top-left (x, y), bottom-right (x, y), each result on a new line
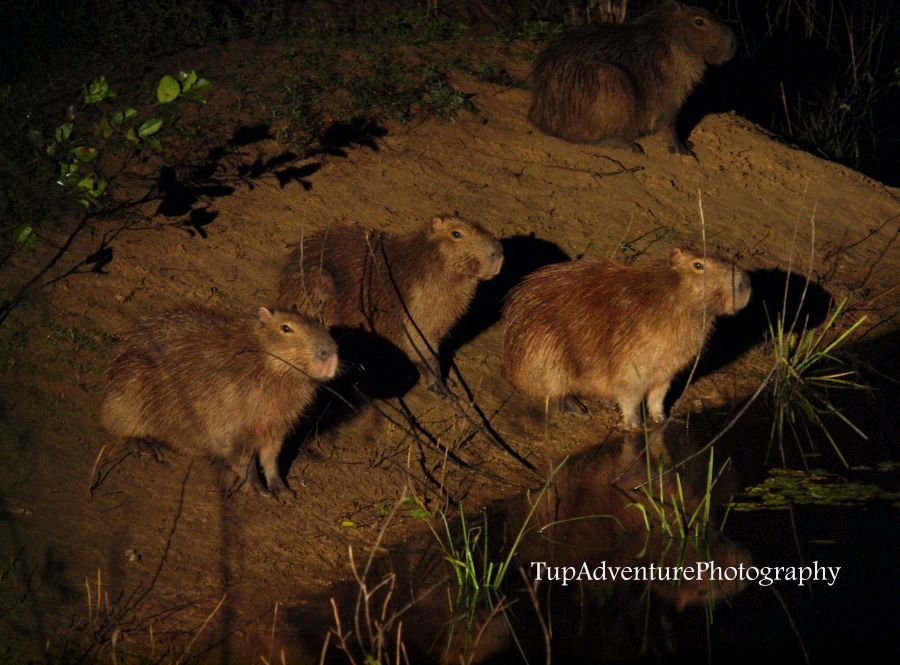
top-left (529, 2), bottom-right (737, 155)
top-left (502, 247), bottom-right (751, 429)
top-left (277, 215), bottom-right (503, 392)
top-left (101, 306), bottom-right (338, 496)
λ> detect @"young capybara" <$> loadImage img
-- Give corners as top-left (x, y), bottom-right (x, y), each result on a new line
top-left (101, 306), bottom-right (338, 496)
top-left (528, 2), bottom-right (737, 154)
top-left (502, 247), bottom-right (751, 429)
top-left (276, 215), bottom-right (504, 391)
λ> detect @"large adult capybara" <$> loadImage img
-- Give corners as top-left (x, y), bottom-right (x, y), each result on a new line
top-left (502, 247), bottom-right (751, 428)
top-left (528, 2), bottom-right (737, 154)
top-left (276, 215), bottom-right (504, 391)
top-left (101, 306), bottom-right (338, 496)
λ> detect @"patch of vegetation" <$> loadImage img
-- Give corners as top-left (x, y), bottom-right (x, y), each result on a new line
top-left (766, 298), bottom-right (868, 467)
top-left (722, 0), bottom-right (899, 184)
top-left (730, 468), bottom-right (900, 511)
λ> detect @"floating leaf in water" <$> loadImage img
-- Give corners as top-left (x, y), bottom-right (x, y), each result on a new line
top-left (730, 468), bottom-right (900, 511)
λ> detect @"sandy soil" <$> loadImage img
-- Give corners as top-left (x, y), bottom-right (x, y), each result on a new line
top-left (0, 43), bottom-right (898, 662)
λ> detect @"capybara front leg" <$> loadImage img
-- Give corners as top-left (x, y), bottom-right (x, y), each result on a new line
top-left (645, 381), bottom-right (671, 423)
top-left (258, 434), bottom-right (293, 498)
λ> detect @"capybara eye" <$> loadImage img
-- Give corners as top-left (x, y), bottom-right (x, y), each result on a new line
top-left (281, 324), bottom-right (294, 333)
top-left (693, 261), bottom-right (704, 270)
top-left (694, 17), bottom-right (706, 26)
top-left (451, 230), bottom-right (463, 239)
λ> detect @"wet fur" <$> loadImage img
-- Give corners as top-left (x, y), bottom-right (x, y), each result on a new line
top-left (502, 248), bottom-right (751, 427)
top-left (529, 2), bottom-right (737, 152)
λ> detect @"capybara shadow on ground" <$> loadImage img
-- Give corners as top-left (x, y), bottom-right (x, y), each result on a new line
top-left (441, 233), bottom-right (570, 377)
top-left (280, 326), bottom-right (419, 469)
top-left (692, 268), bottom-right (832, 375)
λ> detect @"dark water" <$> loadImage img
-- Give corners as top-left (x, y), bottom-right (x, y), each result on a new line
top-left (285, 396), bottom-right (900, 663)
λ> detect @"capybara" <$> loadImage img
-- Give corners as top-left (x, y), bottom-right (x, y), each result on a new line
top-left (502, 247), bottom-right (751, 428)
top-left (276, 215), bottom-right (504, 391)
top-left (528, 2), bottom-right (737, 154)
top-left (101, 306), bottom-right (338, 496)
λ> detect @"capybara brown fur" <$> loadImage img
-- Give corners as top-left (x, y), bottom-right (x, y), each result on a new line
top-left (528, 1), bottom-right (737, 154)
top-left (276, 215), bottom-right (504, 390)
top-left (502, 247), bottom-right (751, 428)
top-left (101, 306), bottom-right (338, 496)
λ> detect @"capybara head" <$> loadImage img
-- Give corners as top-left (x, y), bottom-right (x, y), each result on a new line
top-left (429, 215), bottom-right (504, 280)
top-left (255, 307), bottom-right (338, 380)
top-left (670, 247), bottom-right (751, 315)
top-left (668, 2), bottom-right (738, 65)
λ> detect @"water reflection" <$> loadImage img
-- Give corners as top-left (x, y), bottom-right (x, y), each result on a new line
top-left (291, 426), bottom-right (752, 664)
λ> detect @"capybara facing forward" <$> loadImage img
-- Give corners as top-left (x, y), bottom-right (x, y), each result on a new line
top-left (277, 215), bottom-right (503, 390)
top-left (101, 306), bottom-right (338, 496)
top-left (529, 2), bottom-right (737, 154)
top-left (502, 248), bottom-right (751, 428)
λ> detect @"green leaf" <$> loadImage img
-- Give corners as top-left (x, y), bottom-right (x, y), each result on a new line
top-left (124, 127), bottom-right (138, 143)
top-left (138, 118), bottom-right (163, 138)
top-left (193, 78), bottom-right (211, 90)
top-left (72, 146), bottom-right (98, 162)
top-left (178, 69), bottom-right (198, 92)
top-left (340, 519), bottom-right (356, 528)
top-left (54, 122), bottom-right (74, 143)
top-left (84, 76), bottom-right (114, 104)
top-left (97, 117), bottom-right (114, 137)
top-left (110, 111), bottom-right (124, 128)
top-left (183, 90), bottom-right (207, 104)
top-left (58, 161), bottom-right (78, 178)
top-left (157, 75), bottom-right (181, 103)
top-left (13, 224), bottom-right (35, 247)
top-left (147, 137), bottom-right (163, 152)
top-left (124, 107), bottom-right (138, 120)
top-left (406, 508), bottom-right (431, 520)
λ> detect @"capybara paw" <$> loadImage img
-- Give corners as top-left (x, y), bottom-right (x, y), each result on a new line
top-left (130, 440), bottom-right (168, 466)
top-left (428, 380), bottom-right (455, 400)
top-left (669, 139), bottom-right (695, 157)
top-left (558, 396), bottom-right (589, 415)
top-left (598, 137), bottom-right (644, 154)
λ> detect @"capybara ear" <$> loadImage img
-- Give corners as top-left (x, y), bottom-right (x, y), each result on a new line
top-left (669, 247), bottom-right (683, 265)
top-left (257, 307), bottom-right (273, 323)
top-left (431, 216), bottom-right (446, 231)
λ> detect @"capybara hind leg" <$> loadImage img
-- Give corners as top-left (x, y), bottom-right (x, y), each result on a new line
top-left (558, 395), bottom-right (589, 415)
top-left (645, 381), bottom-right (671, 423)
top-left (597, 137), bottom-right (644, 154)
top-left (258, 438), bottom-right (293, 498)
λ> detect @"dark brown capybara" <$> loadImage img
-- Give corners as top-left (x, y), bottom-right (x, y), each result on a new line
top-left (101, 306), bottom-right (338, 496)
top-left (276, 215), bottom-right (503, 391)
top-left (529, 2), bottom-right (737, 155)
top-left (502, 247), bottom-right (751, 428)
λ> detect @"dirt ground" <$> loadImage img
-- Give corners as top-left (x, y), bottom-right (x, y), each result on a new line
top-left (1, 40), bottom-right (898, 662)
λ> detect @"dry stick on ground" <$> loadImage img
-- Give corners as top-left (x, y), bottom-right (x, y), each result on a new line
top-left (323, 492), bottom-right (440, 664)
